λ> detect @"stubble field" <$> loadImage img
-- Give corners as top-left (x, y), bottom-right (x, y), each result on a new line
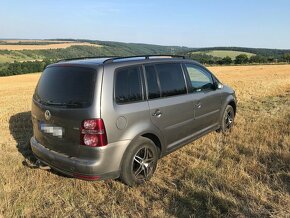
top-left (0, 65), bottom-right (289, 217)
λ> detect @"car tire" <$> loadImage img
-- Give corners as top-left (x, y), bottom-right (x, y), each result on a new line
top-left (220, 105), bottom-right (235, 134)
top-left (120, 137), bottom-right (158, 186)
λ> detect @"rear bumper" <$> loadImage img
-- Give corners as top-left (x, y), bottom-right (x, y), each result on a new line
top-left (30, 137), bottom-right (130, 180)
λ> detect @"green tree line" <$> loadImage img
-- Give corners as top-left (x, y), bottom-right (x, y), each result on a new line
top-left (1, 52), bottom-right (290, 77)
top-left (184, 53), bottom-right (290, 65)
top-left (0, 59), bottom-right (54, 76)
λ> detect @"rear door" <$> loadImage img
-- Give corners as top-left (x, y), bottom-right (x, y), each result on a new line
top-left (144, 63), bottom-right (196, 151)
top-left (184, 63), bottom-right (222, 132)
top-left (31, 66), bottom-right (98, 157)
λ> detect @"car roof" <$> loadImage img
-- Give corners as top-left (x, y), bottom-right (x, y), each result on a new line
top-left (47, 55), bottom-right (202, 69)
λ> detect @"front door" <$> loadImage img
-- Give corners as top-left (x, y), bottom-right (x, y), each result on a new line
top-left (183, 63), bottom-right (221, 132)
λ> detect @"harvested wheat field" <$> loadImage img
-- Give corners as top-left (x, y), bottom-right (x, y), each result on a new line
top-left (0, 65), bottom-right (289, 217)
top-left (1, 40), bottom-right (74, 43)
top-left (0, 42), bottom-right (101, 50)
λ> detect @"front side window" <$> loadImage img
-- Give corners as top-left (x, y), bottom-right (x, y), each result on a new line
top-left (155, 63), bottom-right (187, 97)
top-left (185, 64), bottom-right (214, 92)
top-left (115, 66), bottom-right (143, 104)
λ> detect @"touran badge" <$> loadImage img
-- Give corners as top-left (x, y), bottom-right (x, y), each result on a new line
top-left (44, 110), bottom-right (51, 120)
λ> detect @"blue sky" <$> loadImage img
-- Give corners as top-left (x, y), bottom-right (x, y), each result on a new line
top-left (0, 0), bottom-right (290, 49)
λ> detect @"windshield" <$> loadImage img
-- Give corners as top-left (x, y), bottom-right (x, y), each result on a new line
top-left (34, 66), bottom-right (96, 108)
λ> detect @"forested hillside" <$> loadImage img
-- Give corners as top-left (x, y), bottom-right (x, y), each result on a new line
top-left (0, 40), bottom-right (190, 76)
top-left (0, 39), bottom-right (290, 76)
top-left (181, 47), bottom-right (290, 65)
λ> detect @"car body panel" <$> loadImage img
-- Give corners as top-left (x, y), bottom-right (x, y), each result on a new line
top-left (30, 57), bottom-right (237, 180)
top-left (192, 90), bottom-right (222, 131)
top-left (147, 94), bottom-right (196, 151)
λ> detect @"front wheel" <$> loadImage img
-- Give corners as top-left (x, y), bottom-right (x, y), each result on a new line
top-left (220, 105), bottom-right (235, 134)
top-left (120, 137), bottom-right (158, 186)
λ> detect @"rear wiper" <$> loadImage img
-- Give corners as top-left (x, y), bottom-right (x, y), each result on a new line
top-left (36, 99), bottom-right (85, 108)
top-left (47, 100), bottom-right (85, 108)
top-left (65, 101), bottom-right (84, 108)
top-left (45, 101), bottom-right (67, 106)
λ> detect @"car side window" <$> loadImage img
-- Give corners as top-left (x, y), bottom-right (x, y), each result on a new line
top-left (115, 66), bottom-right (143, 104)
top-left (144, 65), bottom-right (161, 99)
top-left (155, 63), bottom-right (187, 97)
top-left (185, 64), bottom-right (214, 92)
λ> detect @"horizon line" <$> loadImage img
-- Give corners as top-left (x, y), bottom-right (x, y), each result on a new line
top-left (0, 38), bottom-right (289, 50)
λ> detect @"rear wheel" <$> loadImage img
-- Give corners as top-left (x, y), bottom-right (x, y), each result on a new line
top-left (120, 137), bottom-right (158, 186)
top-left (220, 105), bottom-right (235, 134)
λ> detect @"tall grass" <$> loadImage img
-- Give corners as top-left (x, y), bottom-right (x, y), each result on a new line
top-left (0, 65), bottom-right (289, 217)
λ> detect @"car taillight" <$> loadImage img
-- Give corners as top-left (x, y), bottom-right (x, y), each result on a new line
top-left (80, 119), bottom-right (108, 147)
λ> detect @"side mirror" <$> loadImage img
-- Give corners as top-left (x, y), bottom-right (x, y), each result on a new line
top-left (213, 82), bottom-right (223, 90)
top-left (217, 83), bottom-right (223, 89)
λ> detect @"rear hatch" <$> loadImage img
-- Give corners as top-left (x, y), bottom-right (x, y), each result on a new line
top-left (31, 65), bottom-right (98, 157)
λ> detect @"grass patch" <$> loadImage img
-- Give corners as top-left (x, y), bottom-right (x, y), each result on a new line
top-left (192, 50), bottom-right (255, 59)
top-left (0, 65), bottom-right (289, 217)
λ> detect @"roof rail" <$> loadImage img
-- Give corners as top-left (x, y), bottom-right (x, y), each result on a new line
top-left (103, 55), bottom-right (185, 64)
top-left (56, 55), bottom-right (185, 63)
top-left (57, 56), bottom-right (118, 63)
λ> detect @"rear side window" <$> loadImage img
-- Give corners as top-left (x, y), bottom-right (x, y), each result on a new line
top-left (144, 65), bottom-right (160, 99)
top-left (155, 63), bottom-right (187, 97)
top-left (115, 66), bottom-right (143, 104)
top-left (35, 66), bottom-right (96, 108)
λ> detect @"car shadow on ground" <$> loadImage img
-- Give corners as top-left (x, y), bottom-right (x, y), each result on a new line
top-left (9, 111), bottom-right (36, 163)
top-left (9, 111), bottom-right (69, 178)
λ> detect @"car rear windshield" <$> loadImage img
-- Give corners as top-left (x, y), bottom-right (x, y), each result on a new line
top-left (34, 66), bottom-right (96, 108)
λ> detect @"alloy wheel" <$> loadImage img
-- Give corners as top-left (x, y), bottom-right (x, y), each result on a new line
top-left (224, 109), bottom-right (234, 130)
top-left (132, 146), bottom-right (155, 181)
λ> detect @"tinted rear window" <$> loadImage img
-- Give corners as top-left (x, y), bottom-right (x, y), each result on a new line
top-left (115, 66), bottom-right (143, 104)
top-left (34, 66), bottom-right (96, 107)
top-left (155, 63), bottom-right (187, 97)
top-left (145, 65), bottom-right (161, 99)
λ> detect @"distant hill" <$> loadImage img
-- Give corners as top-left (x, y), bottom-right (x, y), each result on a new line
top-left (0, 39), bottom-right (191, 64)
top-left (185, 46), bottom-right (290, 59)
top-left (0, 39), bottom-right (290, 76)
top-left (180, 47), bottom-right (290, 65)
top-left (1, 39), bottom-right (290, 61)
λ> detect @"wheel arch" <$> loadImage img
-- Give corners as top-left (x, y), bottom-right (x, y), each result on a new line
top-left (141, 133), bottom-right (162, 157)
top-left (119, 130), bottom-right (164, 171)
top-left (218, 95), bottom-right (237, 126)
top-left (228, 100), bottom-right (237, 115)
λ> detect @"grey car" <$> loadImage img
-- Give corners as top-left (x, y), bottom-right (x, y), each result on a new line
top-left (30, 55), bottom-right (237, 186)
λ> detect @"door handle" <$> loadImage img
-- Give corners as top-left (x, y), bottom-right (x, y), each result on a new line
top-left (152, 109), bottom-right (162, 117)
top-left (195, 102), bottom-right (202, 109)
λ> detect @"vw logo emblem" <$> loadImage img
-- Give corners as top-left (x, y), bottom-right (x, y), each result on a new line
top-left (44, 110), bottom-right (51, 120)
